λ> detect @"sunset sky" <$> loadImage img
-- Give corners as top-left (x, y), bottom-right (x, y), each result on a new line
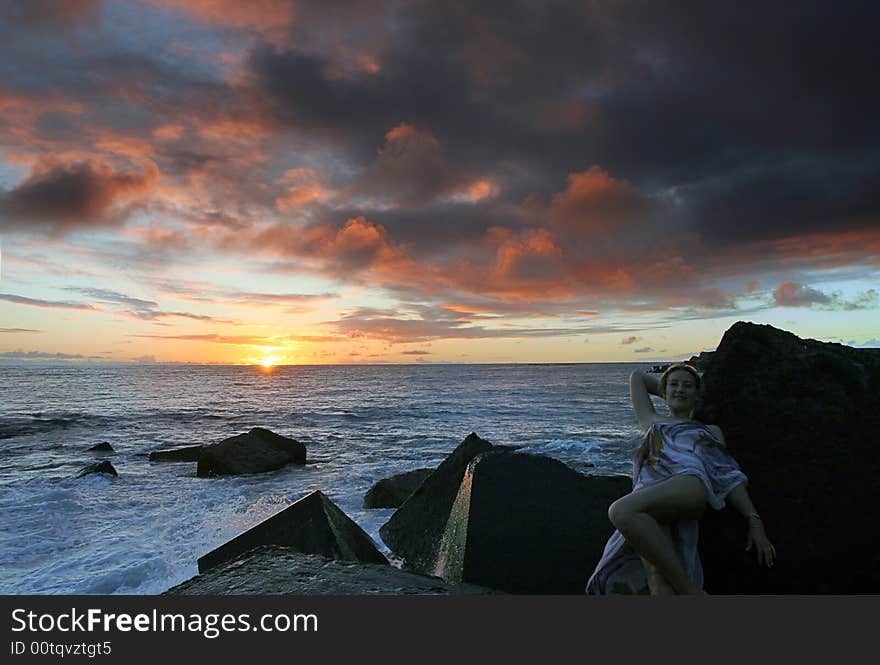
top-left (1, 0), bottom-right (878, 365)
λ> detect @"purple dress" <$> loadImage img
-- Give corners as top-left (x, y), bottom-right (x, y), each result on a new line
top-left (585, 420), bottom-right (748, 594)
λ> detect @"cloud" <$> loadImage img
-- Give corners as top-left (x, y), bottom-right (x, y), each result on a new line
top-left (634, 347), bottom-right (655, 353)
top-left (773, 282), bottom-right (878, 310)
top-left (0, 292), bottom-right (96, 310)
top-left (347, 123), bottom-right (498, 208)
top-left (1, 0), bottom-right (879, 334)
top-left (0, 350), bottom-right (85, 360)
top-left (252, 215), bottom-right (414, 278)
top-left (845, 338), bottom-right (880, 348)
top-left (0, 0), bottom-right (103, 29)
top-left (326, 305), bottom-right (644, 344)
top-left (621, 336), bottom-right (640, 345)
top-left (0, 159), bottom-right (158, 234)
top-left (130, 333), bottom-right (271, 345)
top-left (0, 328), bottom-right (41, 333)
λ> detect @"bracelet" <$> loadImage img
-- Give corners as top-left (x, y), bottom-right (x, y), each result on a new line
top-left (747, 513), bottom-right (762, 521)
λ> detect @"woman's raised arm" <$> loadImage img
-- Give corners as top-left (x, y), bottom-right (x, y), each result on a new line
top-left (629, 370), bottom-right (662, 432)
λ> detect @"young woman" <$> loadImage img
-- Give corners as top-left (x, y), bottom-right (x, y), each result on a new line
top-left (586, 364), bottom-right (775, 594)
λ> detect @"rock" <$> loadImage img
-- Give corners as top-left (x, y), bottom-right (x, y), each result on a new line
top-left (363, 468), bottom-right (434, 508)
top-left (198, 490), bottom-right (388, 573)
top-left (166, 546), bottom-right (499, 595)
top-left (77, 461), bottom-right (118, 477)
top-left (87, 442), bottom-right (114, 452)
top-left (686, 350), bottom-right (715, 371)
top-left (149, 445), bottom-right (203, 462)
top-left (196, 427), bottom-right (306, 477)
top-left (379, 432), bottom-right (495, 573)
top-left (694, 321), bottom-right (880, 593)
top-left (433, 451), bottom-right (631, 593)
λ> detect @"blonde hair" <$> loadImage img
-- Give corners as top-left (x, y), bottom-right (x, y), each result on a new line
top-left (659, 363), bottom-right (702, 399)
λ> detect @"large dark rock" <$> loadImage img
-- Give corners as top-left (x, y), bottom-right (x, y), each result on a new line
top-left (77, 461), bottom-right (118, 477)
top-left (198, 490), bottom-right (388, 573)
top-left (149, 445), bottom-right (203, 462)
top-left (196, 427), bottom-right (305, 477)
top-left (694, 321), bottom-right (880, 593)
top-left (168, 546), bottom-right (498, 595)
top-left (87, 442), bottom-right (115, 453)
top-left (379, 432), bottom-right (495, 573)
top-left (363, 468), bottom-right (434, 508)
top-left (433, 451), bottom-right (631, 593)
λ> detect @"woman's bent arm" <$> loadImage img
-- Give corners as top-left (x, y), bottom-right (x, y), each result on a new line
top-left (630, 370), bottom-right (662, 432)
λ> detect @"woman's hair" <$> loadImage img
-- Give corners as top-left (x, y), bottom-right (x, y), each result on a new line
top-left (658, 363), bottom-right (702, 398)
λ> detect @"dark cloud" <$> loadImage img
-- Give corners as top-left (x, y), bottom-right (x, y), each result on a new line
top-left (0, 0), bottom-right (103, 29)
top-left (773, 282), bottom-right (832, 307)
top-left (0, 328), bottom-right (41, 333)
top-left (0, 160), bottom-right (157, 234)
top-left (2, 0), bottom-right (878, 322)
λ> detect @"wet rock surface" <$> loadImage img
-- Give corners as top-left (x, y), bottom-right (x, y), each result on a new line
top-left (167, 546), bottom-right (498, 595)
top-left (197, 427), bottom-right (306, 477)
top-left (363, 467), bottom-right (434, 508)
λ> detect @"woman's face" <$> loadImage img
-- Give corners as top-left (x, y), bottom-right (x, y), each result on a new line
top-left (664, 370), bottom-right (699, 414)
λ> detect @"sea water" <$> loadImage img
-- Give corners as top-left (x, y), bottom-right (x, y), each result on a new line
top-left (0, 362), bottom-right (647, 594)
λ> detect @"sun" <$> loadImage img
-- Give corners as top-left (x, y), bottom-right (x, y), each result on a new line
top-left (259, 355), bottom-right (280, 368)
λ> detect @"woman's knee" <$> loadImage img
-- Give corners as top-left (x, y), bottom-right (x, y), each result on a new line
top-left (608, 496), bottom-right (633, 529)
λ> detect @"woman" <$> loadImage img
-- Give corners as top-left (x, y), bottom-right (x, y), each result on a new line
top-left (585, 364), bottom-right (775, 594)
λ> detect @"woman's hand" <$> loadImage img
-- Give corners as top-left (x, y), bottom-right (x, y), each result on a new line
top-left (745, 516), bottom-right (776, 567)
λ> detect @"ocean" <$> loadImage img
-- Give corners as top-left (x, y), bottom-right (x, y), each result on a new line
top-left (0, 362), bottom-right (647, 594)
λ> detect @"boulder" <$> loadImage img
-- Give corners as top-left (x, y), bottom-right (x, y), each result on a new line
top-left (363, 468), bottom-right (434, 508)
top-left (149, 445), bottom-right (203, 462)
top-left (196, 427), bottom-right (305, 477)
top-left (433, 451), bottom-right (631, 593)
top-left (87, 442), bottom-right (115, 452)
top-left (77, 461), bottom-right (118, 477)
top-left (168, 546), bottom-right (498, 595)
top-left (198, 490), bottom-right (388, 573)
top-left (379, 432), bottom-right (495, 573)
top-left (694, 321), bottom-right (880, 593)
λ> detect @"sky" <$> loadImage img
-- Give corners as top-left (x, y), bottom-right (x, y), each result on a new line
top-left (0, 0), bottom-right (878, 365)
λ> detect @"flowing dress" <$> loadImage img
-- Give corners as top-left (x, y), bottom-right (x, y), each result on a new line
top-left (585, 420), bottom-right (747, 594)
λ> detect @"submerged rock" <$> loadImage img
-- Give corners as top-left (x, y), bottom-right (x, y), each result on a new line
top-left (198, 490), bottom-right (387, 573)
top-left (695, 321), bottom-right (880, 593)
top-left (196, 427), bottom-right (306, 477)
top-left (87, 442), bottom-right (115, 453)
top-left (77, 461), bottom-right (118, 477)
top-left (379, 432), bottom-right (495, 573)
top-left (167, 546), bottom-right (498, 595)
top-left (433, 451), bottom-right (630, 593)
top-left (149, 445), bottom-right (203, 462)
top-left (363, 467), bottom-right (434, 508)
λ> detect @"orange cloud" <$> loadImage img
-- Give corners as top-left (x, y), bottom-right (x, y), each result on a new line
top-left (549, 166), bottom-right (648, 230)
top-left (150, 0), bottom-right (296, 34)
top-left (274, 168), bottom-right (328, 211)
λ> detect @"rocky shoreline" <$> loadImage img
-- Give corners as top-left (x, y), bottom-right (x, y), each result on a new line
top-left (158, 322), bottom-right (879, 594)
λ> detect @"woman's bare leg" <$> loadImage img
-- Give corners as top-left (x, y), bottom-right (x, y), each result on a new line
top-left (642, 524), bottom-right (675, 595)
top-left (608, 475), bottom-right (707, 594)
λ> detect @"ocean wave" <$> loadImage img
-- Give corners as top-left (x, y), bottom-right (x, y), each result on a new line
top-left (516, 438), bottom-right (605, 456)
